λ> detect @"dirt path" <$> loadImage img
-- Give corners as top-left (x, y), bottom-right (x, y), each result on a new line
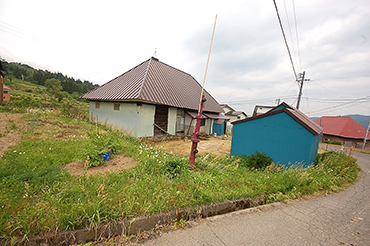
top-left (153, 136), bottom-right (231, 156)
top-left (0, 112), bottom-right (26, 157)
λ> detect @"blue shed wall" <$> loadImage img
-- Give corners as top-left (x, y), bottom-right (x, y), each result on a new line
top-left (231, 112), bottom-right (319, 167)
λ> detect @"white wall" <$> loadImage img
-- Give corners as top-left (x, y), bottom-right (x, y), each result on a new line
top-left (89, 102), bottom-right (215, 137)
top-left (90, 102), bottom-right (155, 137)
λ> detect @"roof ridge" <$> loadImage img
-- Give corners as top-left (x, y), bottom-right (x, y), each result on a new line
top-left (154, 57), bottom-right (194, 78)
top-left (81, 58), bottom-right (151, 97)
top-left (136, 57), bottom-right (153, 99)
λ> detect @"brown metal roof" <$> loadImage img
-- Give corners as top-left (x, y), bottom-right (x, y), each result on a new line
top-left (232, 102), bottom-right (323, 136)
top-left (82, 57), bottom-right (223, 113)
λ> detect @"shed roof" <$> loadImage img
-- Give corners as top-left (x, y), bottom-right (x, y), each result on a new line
top-left (233, 102), bottom-right (323, 136)
top-left (225, 111), bottom-right (247, 117)
top-left (314, 116), bottom-right (370, 139)
top-left (82, 57), bottom-right (223, 113)
top-left (3, 85), bottom-right (11, 90)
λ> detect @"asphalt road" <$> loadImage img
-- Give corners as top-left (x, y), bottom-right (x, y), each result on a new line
top-left (138, 147), bottom-right (370, 246)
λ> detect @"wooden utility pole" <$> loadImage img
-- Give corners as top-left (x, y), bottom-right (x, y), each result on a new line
top-left (0, 76), bottom-right (3, 104)
top-left (362, 118), bottom-right (370, 152)
top-left (296, 71), bottom-right (311, 110)
top-left (0, 61), bottom-right (4, 104)
top-left (296, 71), bottom-right (305, 109)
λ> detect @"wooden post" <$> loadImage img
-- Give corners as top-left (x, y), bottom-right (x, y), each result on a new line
top-left (0, 75), bottom-right (3, 104)
top-left (362, 118), bottom-right (370, 152)
top-left (0, 72), bottom-right (4, 104)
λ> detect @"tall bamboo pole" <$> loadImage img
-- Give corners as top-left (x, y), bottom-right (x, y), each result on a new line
top-left (189, 14), bottom-right (218, 166)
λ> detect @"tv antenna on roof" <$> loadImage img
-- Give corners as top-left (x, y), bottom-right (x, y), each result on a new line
top-left (153, 48), bottom-right (158, 58)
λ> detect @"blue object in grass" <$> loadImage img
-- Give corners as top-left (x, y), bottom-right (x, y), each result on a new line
top-left (101, 150), bottom-right (111, 161)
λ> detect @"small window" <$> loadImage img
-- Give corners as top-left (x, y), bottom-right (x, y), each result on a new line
top-left (114, 103), bottom-right (120, 111)
top-left (4, 91), bottom-right (8, 94)
top-left (95, 102), bottom-right (100, 109)
top-left (200, 119), bottom-right (206, 126)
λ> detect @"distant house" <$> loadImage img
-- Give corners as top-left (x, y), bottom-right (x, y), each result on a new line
top-left (82, 57), bottom-right (224, 137)
top-left (2, 85), bottom-right (11, 102)
top-left (314, 116), bottom-right (370, 149)
top-left (231, 102), bottom-right (323, 168)
top-left (252, 105), bottom-right (275, 117)
top-left (220, 104), bottom-right (247, 133)
top-left (0, 61), bottom-right (10, 103)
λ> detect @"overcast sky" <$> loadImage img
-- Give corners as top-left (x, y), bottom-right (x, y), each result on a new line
top-left (1, 0), bottom-right (369, 117)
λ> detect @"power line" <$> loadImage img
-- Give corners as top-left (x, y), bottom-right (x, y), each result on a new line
top-left (282, 0), bottom-right (299, 72)
top-left (279, 79), bottom-right (298, 98)
top-left (273, 0), bottom-right (298, 80)
top-left (304, 97), bottom-right (370, 103)
top-left (292, 0), bottom-right (302, 72)
top-left (311, 80), bottom-right (358, 101)
top-left (220, 95), bottom-right (297, 105)
top-left (308, 96), bottom-right (370, 114)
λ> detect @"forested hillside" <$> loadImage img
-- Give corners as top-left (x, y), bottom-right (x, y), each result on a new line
top-left (1, 60), bottom-right (98, 95)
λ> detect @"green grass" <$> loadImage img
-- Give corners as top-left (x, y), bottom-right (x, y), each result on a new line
top-left (0, 114), bottom-right (362, 243)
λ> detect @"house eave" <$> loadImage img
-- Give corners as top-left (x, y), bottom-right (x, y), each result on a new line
top-left (87, 99), bottom-right (222, 114)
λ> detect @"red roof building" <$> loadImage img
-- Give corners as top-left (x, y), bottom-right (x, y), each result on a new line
top-left (2, 84), bottom-right (11, 102)
top-left (314, 116), bottom-right (370, 149)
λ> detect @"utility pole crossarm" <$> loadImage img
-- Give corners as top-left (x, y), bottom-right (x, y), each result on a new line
top-left (296, 71), bottom-right (309, 110)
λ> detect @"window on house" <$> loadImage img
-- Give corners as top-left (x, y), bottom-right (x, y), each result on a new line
top-left (176, 109), bottom-right (185, 132)
top-left (114, 103), bottom-right (120, 111)
top-left (4, 91), bottom-right (8, 94)
top-left (95, 102), bottom-right (100, 109)
top-left (201, 119), bottom-right (206, 126)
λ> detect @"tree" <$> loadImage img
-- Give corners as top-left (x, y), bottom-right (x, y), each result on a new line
top-left (33, 70), bottom-right (43, 84)
top-left (45, 78), bottom-right (62, 95)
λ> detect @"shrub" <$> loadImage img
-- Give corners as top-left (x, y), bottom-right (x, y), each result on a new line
top-left (323, 140), bottom-right (342, 145)
top-left (239, 151), bottom-right (273, 170)
top-left (163, 157), bottom-right (188, 179)
top-left (84, 130), bottom-right (126, 167)
top-left (314, 151), bottom-right (339, 166)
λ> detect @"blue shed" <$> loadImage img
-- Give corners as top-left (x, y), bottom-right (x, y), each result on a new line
top-left (213, 119), bottom-right (226, 136)
top-left (231, 102), bottom-right (323, 168)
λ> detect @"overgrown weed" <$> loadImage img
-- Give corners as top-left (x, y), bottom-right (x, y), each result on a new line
top-left (0, 117), bottom-right (361, 242)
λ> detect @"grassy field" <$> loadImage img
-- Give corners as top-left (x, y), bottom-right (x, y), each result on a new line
top-left (0, 110), bottom-right (362, 244)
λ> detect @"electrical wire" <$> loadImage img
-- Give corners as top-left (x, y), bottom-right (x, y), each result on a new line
top-left (311, 80), bottom-right (358, 101)
top-left (283, 0), bottom-right (299, 72)
top-left (292, 0), bottom-right (302, 72)
top-left (308, 96), bottom-right (370, 114)
top-left (273, 0), bottom-right (298, 80)
top-left (279, 80), bottom-right (297, 99)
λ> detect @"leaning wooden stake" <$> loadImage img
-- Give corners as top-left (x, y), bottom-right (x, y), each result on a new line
top-left (189, 14), bottom-right (218, 167)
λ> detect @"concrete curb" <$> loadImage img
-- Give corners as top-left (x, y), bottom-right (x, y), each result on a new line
top-left (7, 196), bottom-right (268, 246)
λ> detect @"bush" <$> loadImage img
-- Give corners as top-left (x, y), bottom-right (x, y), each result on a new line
top-left (163, 157), bottom-right (188, 179)
top-left (84, 130), bottom-right (128, 167)
top-left (323, 140), bottom-right (342, 145)
top-left (314, 151), bottom-right (339, 166)
top-left (239, 151), bottom-right (273, 170)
